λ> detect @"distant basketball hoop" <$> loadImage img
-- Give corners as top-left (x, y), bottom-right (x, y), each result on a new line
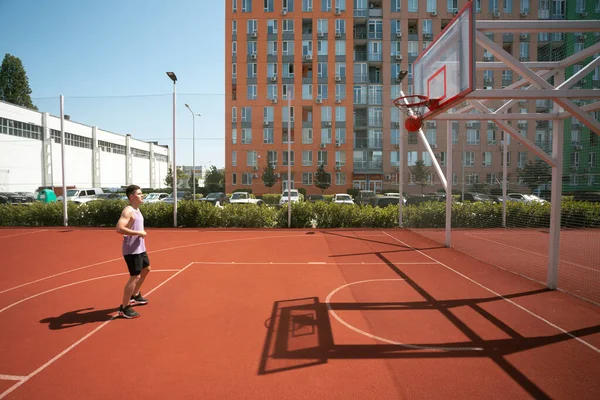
top-left (393, 95), bottom-right (441, 132)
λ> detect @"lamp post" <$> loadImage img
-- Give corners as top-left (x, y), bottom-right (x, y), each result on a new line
top-left (166, 71), bottom-right (178, 227)
top-left (185, 104), bottom-right (201, 201)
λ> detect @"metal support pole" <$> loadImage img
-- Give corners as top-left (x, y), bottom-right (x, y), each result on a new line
top-left (287, 94), bottom-right (292, 228)
top-left (398, 125), bottom-right (403, 227)
top-left (445, 122), bottom-right (453, 247)
top-left (502, 135), bottom-right (508, 228)
top-left (461, 136), bottom-right (465, 202)
top-left (60, 95), bottom-right (68, 227)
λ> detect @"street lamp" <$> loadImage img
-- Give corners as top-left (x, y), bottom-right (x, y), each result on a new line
top-left (185, 103), bottom-right (201, 201)
top-left (166, 71), bottom-right (178, 227)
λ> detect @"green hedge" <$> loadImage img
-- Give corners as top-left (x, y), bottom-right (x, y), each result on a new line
top-left (1, 200), bottom-right (599, 229)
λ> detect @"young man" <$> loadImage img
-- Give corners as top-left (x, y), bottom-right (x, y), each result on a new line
top-left (116, 185), bottom-right (151, 319)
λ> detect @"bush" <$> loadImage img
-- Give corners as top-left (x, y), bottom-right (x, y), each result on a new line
top-left (262, 194), bottom-right (281, 205)
top-left (298, 188), bottom-right (307, 198)
top-left (1, 199), bottom-right (599, 229)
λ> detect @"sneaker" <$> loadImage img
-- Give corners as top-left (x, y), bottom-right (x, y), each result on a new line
top-left (118, 305), bottom-right (140, 319)
top-left (130, 292), bottom-right (148, 306)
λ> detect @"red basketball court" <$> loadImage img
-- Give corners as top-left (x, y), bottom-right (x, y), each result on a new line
top-left (1, 227), bottom-right (599, 399)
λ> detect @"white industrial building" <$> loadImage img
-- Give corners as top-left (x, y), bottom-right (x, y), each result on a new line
top-left (0, 100), bottom-right (170, 193)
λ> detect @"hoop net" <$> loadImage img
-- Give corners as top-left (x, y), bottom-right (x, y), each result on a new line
top-left (392, 95), bottom-right (440, 119)
top-left (393, 95), bottom-right (441, 132)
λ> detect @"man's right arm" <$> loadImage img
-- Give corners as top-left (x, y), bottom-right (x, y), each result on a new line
top-left (116, 207), bottom-right (145, 237)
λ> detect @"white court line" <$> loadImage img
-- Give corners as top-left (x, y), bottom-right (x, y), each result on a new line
top-left (0, 374), bottom-right (26, 381)
top-left (464, 233), bottom-right (598, 272)
top-left (0, 270), bottom-right (180, 314)
top-left (381, 231), bottom-right (600, 354)
top-left (190, 261), bottom-right (437, 266)
top-left (0, 233), bottom-right (315, 295)
top-left (326, 279), bottom-right (483, 351)
top-left (0, 263), bottom-right (194, 400)
top-left (0, 230), bottom-right (47, 239)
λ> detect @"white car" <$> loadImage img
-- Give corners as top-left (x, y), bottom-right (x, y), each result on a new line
top-left (144, 193), bottom-right (169, 203)
top-left (333, 193), bottom-right (355, 205)
top-left (279, 189), bottom-right (301, 206)
top-left (507, 193), bottom-right (547, 204)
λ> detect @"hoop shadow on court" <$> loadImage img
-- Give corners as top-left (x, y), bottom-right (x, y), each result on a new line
top-left (40, 307), bottom-right (119, 330)
top-left (257, 249), bottom-right (600, 399)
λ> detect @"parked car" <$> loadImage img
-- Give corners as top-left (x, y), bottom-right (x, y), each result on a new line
top-left (507, 193), bottom-right (547, 204)
top-left (333, 193), bottom-right (355, 205)
top-left (162, 191), bottom-right (193, 203)
top-left (57, 187), bottom-right (104, 204)
top-left (368, 196), bottom-right (403, 207)
top-left (279, 189), bottom-right (301, 206)
top-left (405, 194), bottom-right (446, 206)
top-left (0, 192), bottom-right (32, 204)
top-left (355, 190), bottom-right (377, 206)
top-left (92, 193), bottom-right (124, 201)
top-left (306, 194), bottom-right (325, 203)
top-left (229, 192), bottom-right (263, 206)
top-left (144, 192), bottom-right (169, 203)
top-left (383, 192), bottom-right (407, 204)
top-left (199, 192), bottom-right (229, 206)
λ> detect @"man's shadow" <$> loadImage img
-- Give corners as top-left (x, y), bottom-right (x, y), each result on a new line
top-left (40, 307), bottom-right (119, 330)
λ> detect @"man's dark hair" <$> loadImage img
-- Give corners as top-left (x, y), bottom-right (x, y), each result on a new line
top-left (125, 185), bottom-right (141, 199)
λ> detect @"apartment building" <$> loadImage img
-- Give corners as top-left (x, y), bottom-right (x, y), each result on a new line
top-left (225, 0), bottom-right (599, 196)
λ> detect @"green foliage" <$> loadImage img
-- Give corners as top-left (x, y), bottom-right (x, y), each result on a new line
top-left (261, 163), bottom-right (277, 192)
top-left (518, 160), bottom-right (552, 192)
top-left (346, 188), bottom-right (360, 198)
top-left (410, 160), bottom-right (430, 194)
top-left (297, 187), bottom-right (307, 198)
top-left (163, 166), bottom-right (187, 188)
top-left (204, 165), bottom-right (225, 192)
top-left (314, 163), bottom-right (331, 192)
top-left (262, 194), bottom-right (281, 205)
top-left (0, 53), bottom-right (37, 110)
top-left (2, 199), bottom-right (599, 229)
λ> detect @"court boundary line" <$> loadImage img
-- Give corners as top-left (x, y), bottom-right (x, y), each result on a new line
top-left (0, 230), bottom-right (47, 239)
top-left (0, 270), bottom-right (180, 314)
top-left (0, 233), bottom-right (317, 295)
top-left (463, 233), bottom-right (598, 272)
top-left (0, 263), bottom-right (194, 400)
top-left (0, 375), bottom-right (25, 381)
top-left (189, 261), bottom-right (438, 266)
top-left (381, 231), bottom-right (600, 354)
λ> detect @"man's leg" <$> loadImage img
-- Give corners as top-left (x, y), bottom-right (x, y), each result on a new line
top-left (132, 266), bottom-right (151, 297)
top-left (122, 275), bottom-right (140, 308)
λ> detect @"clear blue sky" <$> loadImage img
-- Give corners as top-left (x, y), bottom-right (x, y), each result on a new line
top-left (0, 0), bottom-right (225, 168)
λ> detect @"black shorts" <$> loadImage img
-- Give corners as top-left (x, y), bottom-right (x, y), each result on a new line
top-left (123, 252), bottom-right (150, 276)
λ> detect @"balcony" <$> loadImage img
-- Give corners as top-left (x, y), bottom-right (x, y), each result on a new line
top-left (367, 52), bottom-right (383, 63)
top-left (353, 160), bottom-right (383, 171)
top-left (354, 116), bottom-right (368, 127)
top-left (354, 50), bottom-right (367, 62)
top-left (354, 138), bottom-right (383, 149)
top-left (368, 117), bottom-right (383, 127)
top-left (354, 8), bottom-right (368, 18)
top-left (354, 94), bottom-right (367, 107)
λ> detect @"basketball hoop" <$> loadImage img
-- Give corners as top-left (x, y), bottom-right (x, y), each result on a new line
top-left (393, 95), bottom-right (441, 132)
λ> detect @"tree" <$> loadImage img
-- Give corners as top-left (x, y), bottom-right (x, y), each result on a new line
top-left (0, 54), bottom-right (37, 110)
top-left (518, 160), bottom-right (551, 192)
top-left (188, 173), bottom-right (196, 190)
top-left (204, 165), bottom-right (225, 192)
top-left (262, 162), bottom-right (277, 193)
top-left (410, 160), bottom-right (430, 194)
top-left (471, 182), bottom-right (488, 193)
top-left (163, 166), bottom-right (187, 188)
top-left (314, 163), bottom-right (331, 193)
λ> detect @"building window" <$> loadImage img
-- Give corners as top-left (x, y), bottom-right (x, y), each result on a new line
top-left (242, 173), bottom-right (253, 185)
top-left (302, 128), bottom-right (313, 144)
top-left (232, 128), bottom-right (237, 144)
top-left (232, 173), bottom-right (237, 185)
top-left (302, 0), bottom-right (313, 12)
top-left (264, 0), bottom-right (274, 12)
top-left (464, 151), bottom-right (475, 167)
top-left (302, 172), bottom-right (313, 185)
top-left (483, 152), bottom-right (493, 167)
top-left (247, 151), bottom-right (257, 167)
top-left (267, 150), bottom-right (278, 167)
top-left (242, 0), bottom-right (252, 13)
top-left (232, 151), bottom-right (237, 166)
top-left (302, 150), bottom-right (313, 166)
top-left (263, 128), bottom-right (274, 144)
top-left (335, 172), bottom-right (346, 185)
top-left (247, 85), bottom-right (257, 100)
top-left (283, 150), bottom-right (295, 166)
top-left (242, 128), bottom-right (252, 144)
